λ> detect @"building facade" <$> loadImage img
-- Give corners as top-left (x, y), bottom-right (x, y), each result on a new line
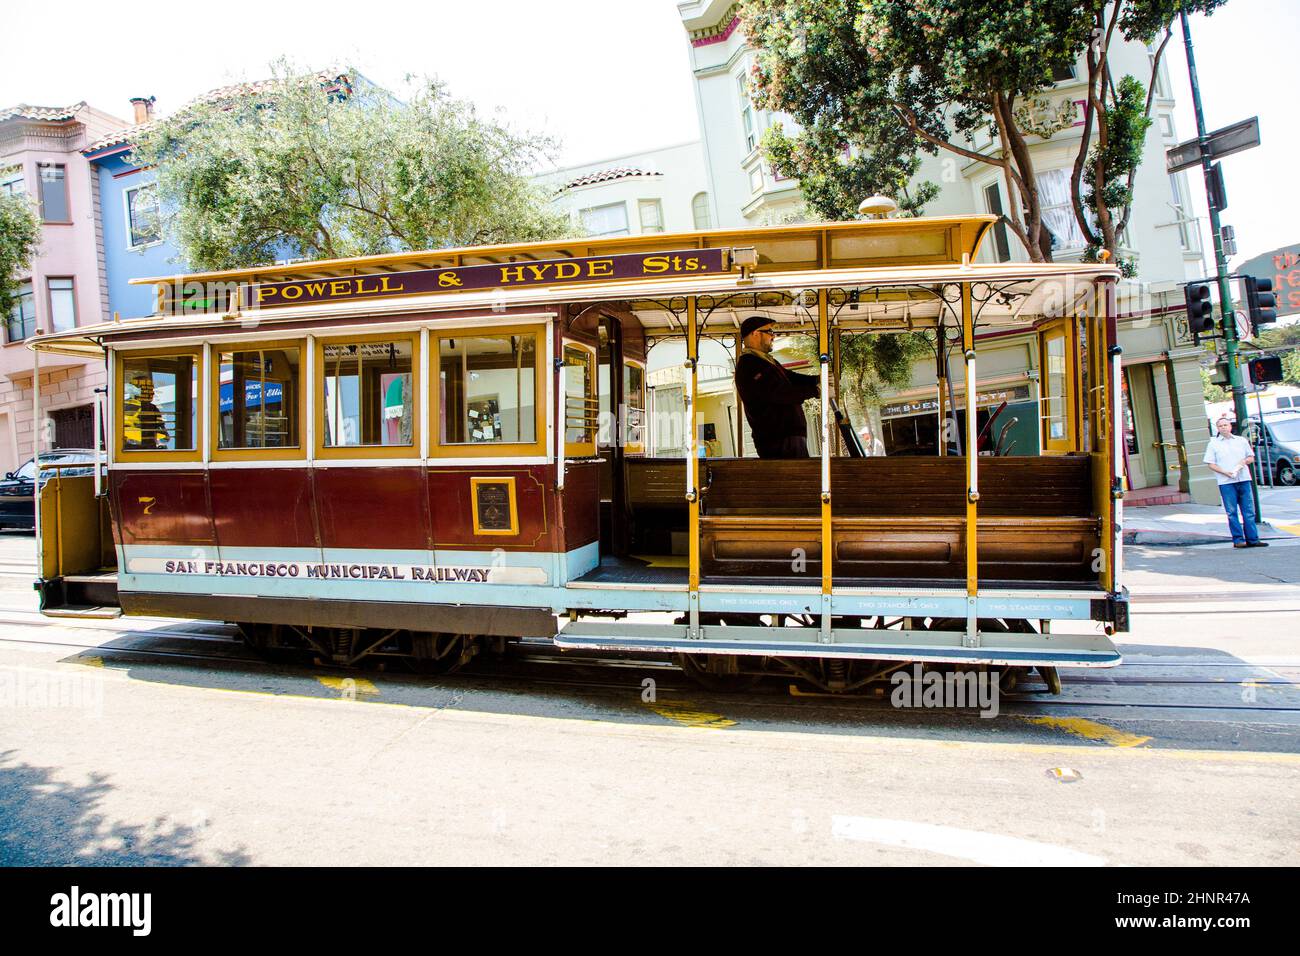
top-left (0, 103), bottom-right (129, 474)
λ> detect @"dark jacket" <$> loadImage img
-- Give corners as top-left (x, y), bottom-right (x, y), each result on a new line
top-left (734, 350), bottom-right (819, 457)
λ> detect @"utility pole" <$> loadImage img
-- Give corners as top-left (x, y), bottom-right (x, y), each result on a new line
top-left (1180, 8), bottom-right (1261, 515)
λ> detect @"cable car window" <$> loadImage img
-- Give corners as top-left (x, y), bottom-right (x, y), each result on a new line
top-left (563, 343), bottom-right (597, 452)
top-left (218, 347), bottom-right (300, 448)
top-left (120, 353), bottom-right (198, 451)
top-left (439, 334), bottom-right (536, 445)
top-left (322, 340), bottom-right (415, 447)
top-left (624, 360), bottom-right (646, 452)
top-left (1044, 332), bottom-right (1068, 442)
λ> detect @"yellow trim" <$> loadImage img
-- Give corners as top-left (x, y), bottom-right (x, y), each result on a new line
top-left (313, 331), bottom-right (422, 460)
top-left (210, 338), bottom-right (307, 462)
top-left (962, 284), bottom-right (977, 597)
top-left (562, 340), bottom-right (598, 458)
top-left (1039, 318), bottom-right (1077, 454)
top-left (623, 358), bottom-right (647, 456)
top-left (687, 296), bottom-right (700, 593)
top-left (129, 216), bottom-right (999, 287)
top-left (819, 289), bottom-right (832, 596)
top-left (1094, 289), bottom-right (1115, 591)
top-left (114, 346), bottom-right (204, 463)
top-left (469, 476), bottom-right (520, 536)
top-left (428, 324), bottom-right (547, 459)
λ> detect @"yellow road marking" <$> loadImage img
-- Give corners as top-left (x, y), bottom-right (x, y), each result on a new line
top-left (1018, 716), bottom-right (1150, 748)
top-left (643, 698), bottom-right (736, 729)
top-left (315, 676), bottom-right (379, 698)
top-left (17, 660), bottom-right (1298, 766)
top-left (1276, 523), bottom-right (1300, 537)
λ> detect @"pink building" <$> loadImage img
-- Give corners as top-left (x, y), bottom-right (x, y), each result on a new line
top-left (0, 103), bottom-right (129, 474)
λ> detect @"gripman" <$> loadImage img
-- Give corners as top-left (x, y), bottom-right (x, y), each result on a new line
top-left (49, 886), bottom-right (151, 936)
top-left (890, 664), bottom-right (999, 718)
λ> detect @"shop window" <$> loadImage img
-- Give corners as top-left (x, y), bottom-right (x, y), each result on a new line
top-left (1120, 369), bottom-right (1140, 456)
top-left (563, 343), bottom-right (597, 456)
top-left (217, 346), bottom-right (301, 451)
top-left (119, 352), bottom-right (199, 455)
top-left (321, 339), bottom-right (416, 451)
top-left (436, 331), bottom-right (539, 454)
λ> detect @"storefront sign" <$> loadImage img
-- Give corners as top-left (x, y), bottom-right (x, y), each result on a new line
top-left (881, 384), bottom-right (1031, 419)
top-left (1237, 243), bottom-right (1300, 318)
top-left (243, 248), bottom-right (730, 309)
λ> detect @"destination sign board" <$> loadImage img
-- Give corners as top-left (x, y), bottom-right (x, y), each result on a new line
top-left (242, 248), bottom-right (731, 309)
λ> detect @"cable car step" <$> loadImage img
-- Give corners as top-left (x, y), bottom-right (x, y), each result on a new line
top-left (42, 606), bottom-right (123, 620)
top-left (555, 621), bottom-right (1121, 667)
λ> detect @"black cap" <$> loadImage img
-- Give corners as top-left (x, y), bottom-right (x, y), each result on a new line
top-left (740, 315), bottom-right (775, 340)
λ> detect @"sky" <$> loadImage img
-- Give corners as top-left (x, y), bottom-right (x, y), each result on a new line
top-left (1, 0), bottom-right (1295, 265)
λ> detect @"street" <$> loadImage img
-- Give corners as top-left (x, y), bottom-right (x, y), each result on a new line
top-left (2, 531), bottom-right (1298, 867)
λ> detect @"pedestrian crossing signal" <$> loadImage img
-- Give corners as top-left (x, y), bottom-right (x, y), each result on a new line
top-left (1247, 356), bottom-right (1283, 385)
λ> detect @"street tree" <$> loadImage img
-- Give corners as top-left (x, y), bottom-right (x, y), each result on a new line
top-left (744, 0), bottom-right (1228, 271)
top-left (0, 192), bottom-right (40, 320)
top-left (133, 66), bottom-right (572, 271)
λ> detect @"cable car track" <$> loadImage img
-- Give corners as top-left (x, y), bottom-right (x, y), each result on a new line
top-left (2, 624), bottom-right (1299, 719)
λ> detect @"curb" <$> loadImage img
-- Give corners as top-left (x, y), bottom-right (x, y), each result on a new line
top-left (1123, 522), bottom-right (1287, 547)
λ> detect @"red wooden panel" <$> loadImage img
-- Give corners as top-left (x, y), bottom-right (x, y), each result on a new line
top-left (428, 466), bottom-right (554, 551)
top-left (209, 467), bottom-right (317, 549)
top-left (314, 467), bottom-right (432, 551)
top-left (113, 471), bottom-right (216, 545)
top-left (562, 461), bottom-right (600, 551)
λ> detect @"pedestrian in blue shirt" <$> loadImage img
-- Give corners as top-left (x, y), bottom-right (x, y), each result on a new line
top-left (1202, 417), bottom-right (1268, 548)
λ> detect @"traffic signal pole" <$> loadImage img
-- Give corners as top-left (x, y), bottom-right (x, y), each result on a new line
top-left (1181, 9), bottom-right (1261, 516)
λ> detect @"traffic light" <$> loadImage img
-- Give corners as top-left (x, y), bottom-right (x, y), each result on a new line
top-left (1184, 281), bottom-right (1215, 338)
top-left (1247, 355), bottom-right (1284, 385)
top-left (1244, 276), bottom-right (1277, 336)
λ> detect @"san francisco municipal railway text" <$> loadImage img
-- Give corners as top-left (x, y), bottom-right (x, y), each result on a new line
top-left (162, 561), bottom-right (489, 582)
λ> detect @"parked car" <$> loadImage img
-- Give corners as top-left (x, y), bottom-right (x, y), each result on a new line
top-left (1246, 413), bottom-right (1300, 486)
top-left (0, 449), bottom-right (98, 531)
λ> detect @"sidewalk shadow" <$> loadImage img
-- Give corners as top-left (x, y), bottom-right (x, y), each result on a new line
top-left (0, 751), bottom-right (250, 866)
top-left (1125, 541), bottom-right (1300, 585)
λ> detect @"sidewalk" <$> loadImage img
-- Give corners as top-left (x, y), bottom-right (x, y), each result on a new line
top-left (1124, 486), bottom-right (1300, 546)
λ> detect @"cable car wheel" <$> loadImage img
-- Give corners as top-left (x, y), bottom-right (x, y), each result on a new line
top-left (922, 618), bottom-right (1059, 694)
top-left (673, 653), bottom-right (762, 692)
top-left (410, 633), bottom-right (477, 675)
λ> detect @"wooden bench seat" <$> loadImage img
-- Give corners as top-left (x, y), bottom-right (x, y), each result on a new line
top-left (700, 514), bottom-right (1100, 582)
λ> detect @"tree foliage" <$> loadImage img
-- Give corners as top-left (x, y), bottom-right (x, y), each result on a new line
top-left (133, 66), bottom-right (572, 271)
top-left (0, 192), bottom-right (40, 318)
top-left (743, 0), bottom-right (1228, 265)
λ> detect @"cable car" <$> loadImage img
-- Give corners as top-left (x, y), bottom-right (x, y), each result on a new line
top-left (29, 214), bottom-right (1126, 692)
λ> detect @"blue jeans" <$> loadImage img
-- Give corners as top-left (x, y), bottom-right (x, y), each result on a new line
top-left (1218, 480), bottom-right (1260, 545)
